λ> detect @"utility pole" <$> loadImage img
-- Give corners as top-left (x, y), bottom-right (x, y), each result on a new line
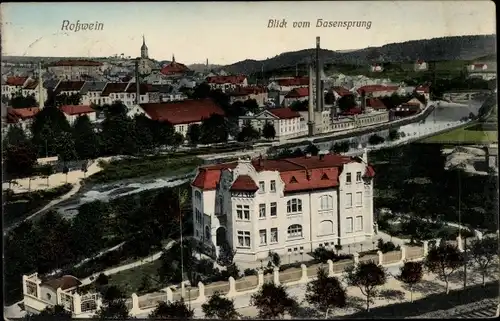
top-left (179, 188), bottom-right (185, 300)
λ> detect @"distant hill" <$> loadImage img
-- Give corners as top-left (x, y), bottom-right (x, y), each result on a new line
top-left (223, 34), bottom-right (496, 75)
top-left (187, 63), bottom-right (224, 72)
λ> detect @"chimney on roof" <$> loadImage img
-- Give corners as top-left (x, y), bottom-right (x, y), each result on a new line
top-left (362, 148), bottom-right (368, 163)
top-left (319, 153), bottom-right (325, 161)
top-left (315, 36), bottom-right (322, 113)
top-left (258, 154), bottom-right (264, 166)
top-left (135, 59), bottom-right (140, 105)
top-left (307, 61), bottom-right (315, 137)
top-left (38, 61), bottom-right (44, 109)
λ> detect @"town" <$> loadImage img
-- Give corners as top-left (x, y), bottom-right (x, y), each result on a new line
top-left (2, 4), bottom-right (499, 320)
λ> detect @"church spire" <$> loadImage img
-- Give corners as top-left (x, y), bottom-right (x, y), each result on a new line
top-left (142, 35), bottom-right (145, 45)
top-left (172, 54), bottom-right (176, 63)
top-left (140, 35), bottom-right (148, 59)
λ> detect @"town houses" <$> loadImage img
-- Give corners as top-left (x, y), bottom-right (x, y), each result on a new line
top-left (190, 151), bottom-right (375, 262)
top-left (238, 107), bottom-right (306, 140)
top-left (206, 75), bottom-right (248, 92)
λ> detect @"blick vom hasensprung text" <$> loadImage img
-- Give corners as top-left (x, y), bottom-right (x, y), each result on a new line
top-left (268, 19), bottom-right (372, 29)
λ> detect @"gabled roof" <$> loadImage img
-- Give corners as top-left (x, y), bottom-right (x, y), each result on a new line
top-left (41, 275), bottom-right (82, 291)
top-left (151, 84), bottom-right (174, 94)
top-left (100, 82), bottom-right (128, 97)
top-left (55, 81), bottom-right (85, 93)
top-left (206, 75), bottom-right (247, 85)
top-left (331, 86), bottom-right (351, 96)
top-left (80, 81), bottom-right (107, 94)
top-left (268, 107), bottom-right (301, 119)
top-left (366, 98), bottom-right (386, 110)
top-left (276, 77), bottom-right (308, 87)
top-left (43, 80), bottom-right (60, 90)
top-left (415, 85), bottom-right (430, 93)
top-left (60, 105), bottom-right (95, 115)
top-left (125, 83), bottom-right (156, 94)
top-left (6, 107), bottom-right (40, 123)
top-left (24, 80), bottom-right (39, 90)
top-left (6, 76), bottom-right (28, 86)
top-left (285, 87), bottom-right (308, 98)
top-left (357, 85), bottom-right (398, 94)
top-left (230, 175), bottom-right (259, 192)
top-left (140, 98), bottom-right (225, 125)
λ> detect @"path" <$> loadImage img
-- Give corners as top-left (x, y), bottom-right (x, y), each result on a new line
top-left (408, 298), bottom-right (499, 319)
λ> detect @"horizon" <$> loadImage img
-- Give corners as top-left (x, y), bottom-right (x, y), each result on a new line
top-left (1, 1), bottom-right (496, 65)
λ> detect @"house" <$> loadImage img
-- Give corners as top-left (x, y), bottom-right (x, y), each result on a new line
top-left (227, 86), bottom-right (268, 107)
top-left (366, 98), bottom-right (387, 111)
top-left (48, 60), bottom-right (103, 81)
top-left (3, 76), bottom-right (31, 96)
top-left (467, 62), bottom-right (497, 80)
top-left (160, 56), bottom-right (190, 77)
top-left (99, 82), bottom-right (129, 105)
top-left (22, 272), bottom-right (101, 316)
top-left (5, 107), bottom-right (40, 133)
top-left (415, 85), bottom-right (430, 101)
top-left (283, 87), bottom-right (309, 107)
top-left (357, 85), bottom-right (399, 98)
top-left (331, 86), bottom-right (352, 101)
top-left (414, 60), bottom-right (428, 71)
top-left (123, 83), bottom-right (154, 106)
top-left (59, 105), bottom-right (97, 125)
top-left (80, 81), bottom-right (107, 105)
top-left (485, 143), bottom-right (498, 170)
top-left (21, 80), bottom-right (46, 107)
top-left (190, 151), bottom-right (376, 262)
top-left (54, 81), bottom-right (86, 96)
top-left (206, 75), bottom-right (248, 92)
top-left (370, 64), bottom-right (383, 72)
top-left (394, 97), bottom-right (423, 117)
top-left (468, 63), bottom-right (488, 71)
top-left (139, 98), bottom-right (225, 137)
top-left (238, 107), bottom-right (306, 140)
top-left (151, 84), bottom-right (185, 102)
top-left (268, 77), bottom-right (309, 92)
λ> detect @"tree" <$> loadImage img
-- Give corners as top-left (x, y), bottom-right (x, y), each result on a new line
top-left (469, 237), bottom-right (498, 286)
top-left (396, 261), bottom-right (423, 302)
top-left (343, 261), bottom-right (387, 312)
top-left (149, 300), bottom-right (194, 319)
top-left (262, 122), bottom-right (276, 140)
top-left (100, 102), bottom-right (137, 155)
top-left (30, 105), bottom-right (72, 157)
top-left (368, 134), bottom-right (385, 145)
top-left (325, 91), bottom-right (336, 105)
top-left (237, 122), bottom-right (260, 142)
top-left (30, 304), bottom-right (72, 321)
top-left (216, 241), bottom-right (236, 267)
top-left (388, 129), bottom-right (400, 141)
top-left (72, 114), bottom-right (100, 159)
top-left (304, 143), bottom-right (319, 156)
top-left (55, 131), bottom-right (78, 163)
top-left (187, 123), bottom-right (201, 145)
top-left (267, 251), bottom-right (281, 268)
top-left (3, 142), bottom-right (37, 180)
top-left (70, 201), bottom-right (108, 258)
top-left (250, 282), bottom-right (298, 319)
top-left (133, 114), bottom-right (155, 151)
top-left (10, 92), bottom-right (38, 109)
top-left (3, 124), bottom-right (29, 147)
top-left (243, 99), bottom-right (260, 114)
top-left (424, 243), bottom-right (464, 294)
top-left (202, 291), bottom-right (239, 319)
top-left (337, 94), bottom-right (357, 112)
top-left (306, 266), bottom-right (346, 317)
top-left (200, 114), bottom-right (228, 144)
top-left (192, 83), bottom-right (211, 99)
top-left (95, 299), bottom-right (130, 320)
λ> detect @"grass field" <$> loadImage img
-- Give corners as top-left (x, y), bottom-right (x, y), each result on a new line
top-left (421, 122), bottom-right (498, 145)
top-left (107, 260), bottom-right (164, 296)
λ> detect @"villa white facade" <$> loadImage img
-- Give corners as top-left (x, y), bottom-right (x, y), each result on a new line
top-left (191, 151), bottom-right (375, 262)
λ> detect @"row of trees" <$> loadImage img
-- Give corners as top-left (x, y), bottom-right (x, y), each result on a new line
top-left (31, 237), bottom-right (495, 320)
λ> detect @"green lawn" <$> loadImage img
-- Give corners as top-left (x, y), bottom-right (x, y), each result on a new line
top-left (421, 123), bottom-right (497, 145)
top-left (107, 260), bottom-right (164, 296)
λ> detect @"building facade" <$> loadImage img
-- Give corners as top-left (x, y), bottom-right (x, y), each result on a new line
top-left (47, 60), bottom-right (103, 81)
top-left (191, 152), bottom-right (375, 262)
top-left (238, 108), bottom-right (307, 140)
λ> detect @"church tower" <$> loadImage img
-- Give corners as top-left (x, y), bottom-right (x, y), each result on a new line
top-left (141, 35), bottom-right (149, 59)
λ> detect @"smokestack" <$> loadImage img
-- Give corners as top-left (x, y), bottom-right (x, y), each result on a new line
top-left (38, 61), bottom-right (44, 108)
top-left (135, 59), bottom-right (140, 105)
top-left (361, 90), bottom-right (366, 113)
top-left (308, 62), bottom-right (315, 137)
top-left (315, 36), bottom-right (322, 112)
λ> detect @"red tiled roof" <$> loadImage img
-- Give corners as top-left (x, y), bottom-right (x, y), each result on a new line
top-left (340, 107), bottom-right (363, 116)
top-left (268, 107), bottom-right (300, 119)
top-left (140, 99), bottom-right (225, 125)
top-left (42, 275), bottom-right (82, 291)
top-left (364, 166), bottom-right (375, 178)
top-left (228, 86), bottom-right (267, 97)
top-left (416, 60), bottom-right (425, 64)
top-left (24, 80), bottom-right (39, 90)
top-left (285, 87), bottom-right (308, 98)
top-left (101, 83), bottom-right (128, 97)
top-left (56, 81), bottom-right (85, 93)
top-left (415, 85), bottom-right (429, 93)
top-left (50, 60), bottom-right (102, 67)
top-left (6, 107), bottom-right (40, 123)
top-left (357, 85), bottom-right (398, 95)
top-left (366, 98), bottom-right (386, 110)
top-left (125, 83), bottom-right (155, 94)
top-left (160, 62), bottom-right (190, 75)
top-left (6, 76), bottom-right (28, 87)
top-left (192, 154), bottom-right (371, 193)
top-left (473, 63), bottom-right (486, 68)
top-left (332, 86), bottom-right (351, 96)
top-left (206, 75), bottom-right (247, 85)
top-left (60, 105), bottom-right (95, 116)
top-left (230, 175), bottom-right (259, 191)
top-left (276, 77), bottom-right (308, 87)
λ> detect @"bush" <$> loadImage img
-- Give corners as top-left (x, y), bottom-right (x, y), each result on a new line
top-left (244, 268), bottom-right (258, 276)
top-left (376, 238), bottom-right (401, 253)
top-left (368, 134), bottom-right (385, 145)
top-left (311, 247), bottom-right (353, 263)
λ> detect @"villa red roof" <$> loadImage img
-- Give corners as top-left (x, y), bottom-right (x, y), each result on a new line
top-left (340, 107), bottom-right (363, 116)
top-left (357, 85), bottom-right (398, 95)
top-left (276, 77), bottom-right (308, 87)
top-left (268, 108), bottom-right (300, 119)
top-left (366, 98), bottom-right (386, 110)
top-left (206, 75), bottom-right (247, 85)
top-left (192, 154), bottom-right (375, 193)
top-left (140, 99), bottom-right (225, 125)
top-left (51, 60), bottom-right (102, 67)
top-left (60, 105), bottom-right (95, 115)
top-left (6, 107), bottom-right (40, 123)
top-left (473, 63), bottom-right (486, 68)
top-left (230, 175), bottom-right (259, 191)
top-left (160, 62), bottom-right (190, 75)
top-left (6, 76), bottom-right (28, 87)
top-left (125, 83), bottom-right (155, 94)
top-left (228, 86), bottom-right (267, 97)
top-left (285, 87), bottom-right (308, 98)
top-left (332, 86), bottom-right (351, 96)
top-left (42, 275), bottom-right (82, 291)
top-left (24, 80), bottom-right (39, 90)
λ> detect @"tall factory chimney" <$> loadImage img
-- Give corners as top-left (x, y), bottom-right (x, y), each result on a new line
top-left (307, 62), bottom-right (315, 137)
top-left (38, 61), bottom-right (44, 109)
top-left (135, 59), bottom-right (140, 105)
top-left (315, 36), bottom-right (322, 112)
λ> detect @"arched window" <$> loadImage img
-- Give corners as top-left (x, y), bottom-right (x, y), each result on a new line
top-left (286, 199), bottom-right (302, 213)
top-left (287, 224), bottom-right (303, 238)
top-left (195, 191), bottom-right (202, 202)
top-left (319, 220), bottom-right (334, 236)
top-left (319, 195), bottom-right (333, 210)
top-left (205, 226), bottom-right (211, 240)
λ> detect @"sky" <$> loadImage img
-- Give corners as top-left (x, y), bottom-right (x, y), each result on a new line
top-left (1, 1), bottom-right (496, 65)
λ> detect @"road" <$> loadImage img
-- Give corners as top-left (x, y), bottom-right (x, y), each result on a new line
top-left (408, 298), bottom-right (499, 319)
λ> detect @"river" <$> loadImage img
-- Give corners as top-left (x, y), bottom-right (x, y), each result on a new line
top-left (55, 99), bottom-right (485, 219)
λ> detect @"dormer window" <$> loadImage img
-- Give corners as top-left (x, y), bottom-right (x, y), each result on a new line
top-left (321, 173), bottom-right (329, 180)
top-left (290, 176), bottom-right (298, 183)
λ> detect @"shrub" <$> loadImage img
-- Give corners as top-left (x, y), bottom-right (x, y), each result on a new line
top-left (368, 134), bottom-right (385, 145)
top-left (377, 239), bottom-right (400, 253)
top-left (311, 247), bottom-right (353, 263)
top-left (244, 268), bottom-right (258, 276)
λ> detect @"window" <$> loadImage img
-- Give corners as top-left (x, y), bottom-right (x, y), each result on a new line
top-left (270, 180), bottom-right (276, 192)
top-left (355, 216), bottom-right (363, 231)
top-left (236, 205), bottom-right (250, 220)
top-left (259, 229), bottom-right (267, 245)
top-left (346, 217), bottom-right (353, 233)
top-left (237, 231), bottom-right (251, 248)
top-left (346, 193), bottom-right (353, 208)
top-left (259, 204), bottom-right (266, 218)
top-left (355, 192), bottom-right (363, 206)
top-left (356, 171), bottom-right (362, 182)
top-left (346, 173), bottom-right (352, 184)
top-left (195, 209), bottom-right (202, 224)
top-left (270, 228), bottom-right (278, 243)
top-left (287, 224), bottom-right (303, 238)
top-left (259, 181), bottom-right (265, 193)
top-left (205, 226), bottom-right (211, 240)
top-left (320, 195), bottom-right (333, 210)
top-left (287, 199), bottom-right (302, 213)
top-left (270, 202), bottom-right (277, 216)
top-left (195, 190), bottom-right (202, 202)
top-left (319, 220), bottom-right (334, 236)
